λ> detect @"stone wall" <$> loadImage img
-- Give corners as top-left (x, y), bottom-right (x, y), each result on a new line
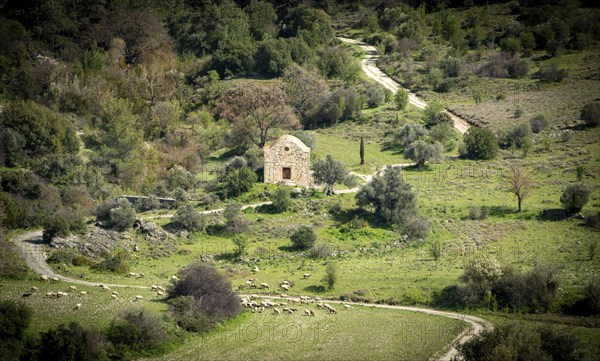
top-left (264, 135), bottom-right (310, 188)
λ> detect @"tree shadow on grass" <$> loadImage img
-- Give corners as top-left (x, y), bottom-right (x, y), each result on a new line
top-left (329, 207), bottom-right (375, 226)
top-left (303, 285), bottom-right (326, 293)
top-left (256, 204), bottom-right (279, 214)
top-left (537, 208), bottom-right (570, 221)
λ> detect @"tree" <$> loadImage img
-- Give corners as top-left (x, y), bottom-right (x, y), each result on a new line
top-left (245, 0), bottom-right (277, 40)
top-left (355, 167), bottom-right (418, 228)
top-left (395, 88), bottom-right (409, 110)
top-left (290, 225), bottom-right (316, 250)
top-left (223, 201), bottom-right (249, 234)
top-left (232, 235), bottom-right (248, 258)
top-left (580, 101), bottom-right (599, 126)
top-left (365, 84), bottom-right (385, 108)
top-left (107, 309), bottom-right (166, 353)
top-left (505, 165), bottom-right (535, 212)
top-left (282, 65), bottom-right (329, 124)
top-left (217, 82), bottom-right (299, 148)
top-left (313, 155), bottom-right (349, 196)
top-left (560, 183), bottom-right (590, 213)
top-left (423, 101), bottom-right (452, 127)
top-left (271, 187), bottom-right (293, 213)
top-left (460, 127), bottom-right (498, 160)
top-left (322, 261), bottom-right (337, 290)
top-left (404, 140), bottom-right (444, 168)
top-left (359, 137), bottom-right (365, 165)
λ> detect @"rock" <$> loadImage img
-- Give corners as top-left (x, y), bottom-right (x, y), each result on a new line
top-left (50, 228), bottom-right (128, 258)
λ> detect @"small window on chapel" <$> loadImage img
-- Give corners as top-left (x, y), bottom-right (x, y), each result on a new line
top-left (284, 146), bottom-right (290, 151)
top-left (282, 167), bottom-right (291, 179)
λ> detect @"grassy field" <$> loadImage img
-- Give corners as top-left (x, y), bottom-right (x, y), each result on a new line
top-left (142, 305), bottom-right (466, 361)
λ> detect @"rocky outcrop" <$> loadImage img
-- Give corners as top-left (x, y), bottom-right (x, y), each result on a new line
top-left (50, 228), bottom-right (131, 258)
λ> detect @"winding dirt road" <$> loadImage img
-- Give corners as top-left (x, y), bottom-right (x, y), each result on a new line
top-left (338, 37), bottom-right (471, 134)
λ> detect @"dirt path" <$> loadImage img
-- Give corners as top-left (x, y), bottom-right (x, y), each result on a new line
top-left (338, 37), bottom-right (471, 135)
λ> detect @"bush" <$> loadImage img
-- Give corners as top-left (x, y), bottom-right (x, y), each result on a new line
top-left (172, 204), bottom-right (206, 232)
top-left (168, 262), bottom-right (241, 327)
top-left (92, 250), bottom-right (130, 274)
top-left (404, 140), bottom-right (444, 168)
top-left (39, 322), bottom-right (107, 361)
top-left (290, 225), bottom-right (316, 250)
top-left (478, 52), bottom-right (529, 79)
top-left (96, 198), bottom-right (136, 232)
top-left (365, 84), bottom-right (385, 108)
top-left (270, 187), bottom-right (292, 212)
top-left (0, 300), bottom-right (32, 361)
top-left (538, 62), bottom-right (567, 82)
top-left (134, 195), bottom-right (162, 212)
top-left (423, 101), bottom-right (452, 128)
top-left (403, 216), bottom-right (430, 239)
top-left (224, 202), bottom-right (249, 234)
top-left (429, 123), bottom-right (455, 150)
top-left (394, 123), bottom-right (427, 148)
top-left (458, 323), bottom-right (584, 361)
top-left (580, 102), bottom-right (599, 126)
top-left (460, 127), bottom-right (498, 160)
top-left (560, 182), bottom-right (590, 213)
top-left (499, 123), bottom-right (532, 149)
top-left (167, 296), bottom-right (213, 333)
top-left (42, 216), bottom-right (71, 243)
top-left (217, 157), bottom-right (257, 198)
top-left (165, 165), bottom-right (195, 191)
top-left (308, 242), bottom-right (330, 258)
top-left (467, 205), bottom-right (488, 220)
top-left (322, 261), bottom-right (337, 290)
top-left (107, 309), bottom-right (166, 353)
top-left (394, 88), bottom-right (409, 110)
top-left (529, 115), bottom-right (548, 133)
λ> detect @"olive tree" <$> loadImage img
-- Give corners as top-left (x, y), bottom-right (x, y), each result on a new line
top-left (313, 154), bottom-right (349, 196)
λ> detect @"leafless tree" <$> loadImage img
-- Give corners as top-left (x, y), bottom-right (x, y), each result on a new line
top-left (505, 164), bottom-right (535, 212)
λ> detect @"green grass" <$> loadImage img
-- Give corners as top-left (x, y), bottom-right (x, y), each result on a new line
top-left (141, 306), bottom-right (466, 361)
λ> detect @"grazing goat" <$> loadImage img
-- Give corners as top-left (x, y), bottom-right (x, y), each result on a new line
top-left (51, 277), bottom-right (60, 282)
top-left (21, 292), bottom-right (32, 298)
top-left (260, 282), bottom-right (270, 290)
top-left (304, 309), bottom-right (315, 316)
top-left (156, 291), bottom-right (164, 296)
top-left (135, 295), bottom-right (144, 302)
top-left (79, 291), bottom-right (88, 297)
top-left (68, 286), bottom-right (77, 291)
top-left (280, 284), bottom-right (290, 291)
top-left (303, 273), bottom-right (311, 279)
top-left (31, 286), bottom-right (39, 292)
top-left (73, 303), bottom-right (82, 310)
top-left (344, 304), bottom-right (352, 309)
top-left (110, 294), bottom-right (118, 300)
top-left (40, 274), bottom-right (49, 282)
top-left (273, 308), bottom-right (281, 315)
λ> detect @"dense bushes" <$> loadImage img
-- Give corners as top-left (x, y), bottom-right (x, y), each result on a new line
top-left (91, 250), bottom-right (130, 274)
top-left (478, 52), bottom-right (529, 79)
top-left (270, 187), bottom-right (293, 212)
top-left (403, 140), bottom-right (444, 168)
top-left (38, 322), bottom-right (108, 361)
top-left (458, 323), bottom-right (586, 361)
top-left (499, 123), bottom-right (532, 149)
top-left (216, 157), bottom-right (257, 198)
top-left (444, 256), bottom-right (560, 313)
top-left (167, 262), bottom-right (241, 332)
top-left (290, 225), bottom-right (317, 250)
top-left (394, 88), bottom-right (408, 110)
top-left (394, 123), bottom-right (427, 148)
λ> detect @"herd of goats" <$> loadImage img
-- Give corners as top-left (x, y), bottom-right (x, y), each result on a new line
top-left (20, 273), bottom-right (353, 316)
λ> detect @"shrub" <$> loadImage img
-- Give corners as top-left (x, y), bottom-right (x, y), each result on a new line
top-left (468, 205), bottom-right (488, 220)
top-left (92, 250), bottom-right (130, 274)
top-left (134, 196), bottom-right (161, 212)
top-left (529, 115), bottom-right (548, 133)
top-left (403, 216), bottom-right (430, 239)
top-left (585, 211), bottom-right (600, 229)
top-left (322, 261), bottom-right (337, 290)
top-left (460, 127), bottom-right (498, 160)
top-left (224, 202), bottom-right (249, 234)
top-left (478, 52), bottom-right (529, 79)
top-left (538, 62), bottom-right (567, 82)
top-left (584, 280), bottom-right (600, 314)
top-left (165, 165), bottom-right (195, 191)
top-left (394, 88), bottom-right (409, 110)
top-left (0, 300), bottom-right (32, 360)
top-left (560, 182), bottom-right (590, 213)
top-left (167, 296), bottom-right (213, 333)
top-left (107, 309), bottom-right (166, 353)
top-left (365, 84), bottom-right (385, 108)
top-left (403, 140), bottom-right (444, 168)
top-left (271, 187), bottom-right (293, 212)
top-left (217, 157), bottom-right (257, 198)
top-left (168, 262), bottom-right (241, 327)
top-left (580, 102), bottom-right (599, 126)
top-left (429, 123), bottom-right (455, 149)
top-left (394, 123), bottom-right (427, 148)
top-left (172, 204), bottom-right (206, 232)
top-left (42, 215), bottom-right (71, 243)
top-left (39, 322), bottom-right (107, 361)
top-left (232, 235), bottom-right (248, 258)
top-left (290, 225), bottom-right (316, 250)
top-left (499, 123), bottom-right (532, 149)
top-left (423, 101), bottom-right (452, 127)
top-left (96, 198), bottom-right (136, 232)
top-left (308, 243), bottom-right (330, 258)
top-left (430, 240), bottom-right (443, 261)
